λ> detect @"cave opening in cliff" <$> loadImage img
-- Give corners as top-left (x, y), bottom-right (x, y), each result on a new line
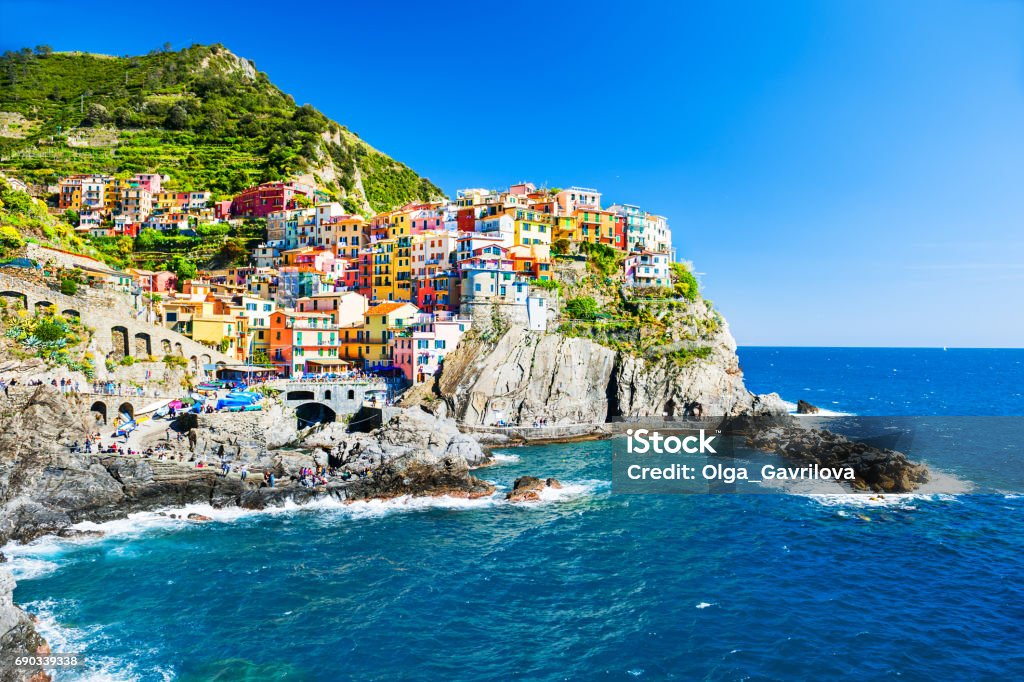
top-left (296, 402), bottom-right (336, 429)
top-left (605, 364), bottom-right (622, 421)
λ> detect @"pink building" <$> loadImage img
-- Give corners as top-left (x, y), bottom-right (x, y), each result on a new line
top-left (132, 269), bottom-right (178, 293)
top-left (391, 312), bottom-right (471, 383)
top-left (133, 173), bottom-right (163, 194)
top-left (232, 181), bottom-right (315, 218)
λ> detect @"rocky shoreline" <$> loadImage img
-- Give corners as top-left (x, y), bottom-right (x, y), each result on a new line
top-left (0, 385), bottom-right (499, 680)
top-left (0, 376), bottom-right (934, 680)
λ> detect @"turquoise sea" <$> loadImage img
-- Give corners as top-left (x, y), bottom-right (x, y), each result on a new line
top-left (6, 348), bottom-right (1024, 680)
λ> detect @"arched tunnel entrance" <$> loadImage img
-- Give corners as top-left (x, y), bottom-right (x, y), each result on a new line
top-left (296, 402), bottom-right (336, 429)
top-left (0, 291), bottom-right (27, 310)
top-left (117, 402), bottom-right (135, 423)
top-left (90, 401), bottom-right (107, 425)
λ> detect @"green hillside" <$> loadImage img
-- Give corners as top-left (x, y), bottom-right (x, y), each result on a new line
top-left (0, 44), bottom-right (442, 213)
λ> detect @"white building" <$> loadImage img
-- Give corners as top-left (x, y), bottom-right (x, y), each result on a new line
top-left (624, 252), bottom-right (671, 287)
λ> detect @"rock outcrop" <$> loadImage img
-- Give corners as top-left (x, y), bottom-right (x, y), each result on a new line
top-left (438, 326), bottom-right (617, 425)
top-left (506, 476), bottom-right (563, 503)
top-left (745, 424), bottom-right (929, 493)
top-left (0, 569), bottom-right (50, 682)
top-left (303, 409), bottom-right (495, 501)
top-left (436, 307), bottom-right (786, 428)
top-left (796, 400), bottom-right (819, 414)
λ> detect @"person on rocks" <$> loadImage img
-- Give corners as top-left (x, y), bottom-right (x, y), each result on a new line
top-left (240, 464), bottom-right (248, 482)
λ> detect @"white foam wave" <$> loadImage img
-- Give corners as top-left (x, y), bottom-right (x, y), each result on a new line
top-left (695, 602), bottom-right (714, 609)
top-left (534, 479), bottom-right (605, 503)
top-left (800, 466), bottom-right (973, 509)
top-left (488, 453), bottom-right (521, 465)
top-left (4, 556), bottom-right (60, 581)
top-left (23, 598), bottom-right (173, 681)
top-left (3, 479), bottom-right (606, 578)
top-left (781, 399), bottom-right (855, 417)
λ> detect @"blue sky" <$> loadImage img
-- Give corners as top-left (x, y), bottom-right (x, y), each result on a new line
top-left (3, 0), bottom-right (1023, 347)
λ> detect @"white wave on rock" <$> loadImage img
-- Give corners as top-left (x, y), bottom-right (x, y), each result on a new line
top-left (488, 453), bottom-right (521, 465)
top-left (781, 399), bottom-right (855, 417)
top-left (23, 598), bottom-right (173, 682)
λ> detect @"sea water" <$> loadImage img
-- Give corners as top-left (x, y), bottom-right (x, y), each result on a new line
top-left (7, 348), bottom-right (1024, 680)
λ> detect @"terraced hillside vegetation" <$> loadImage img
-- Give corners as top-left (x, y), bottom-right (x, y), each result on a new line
top-left (0, 44), bottom-right (442, 213)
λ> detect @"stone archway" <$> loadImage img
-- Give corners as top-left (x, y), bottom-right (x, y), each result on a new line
top-left (62, 308), bottom-right (80, 319)
top-left (286, 390), bottom-right (315, 401)
top-left (296, 402), bottom-right (336, 428)
top-left (35, 300), bottom-right (55, 315)
top-left (111, 326), bottom-right (130, 359)
top-left (174, 342), bottom-right (183, 356)
top-left (0, 291), bottom-right (27, 309)
top-left (161, 339), bottom-right (172, 354)
top-left (189, 356), bottom-right (198, 374)
top-left (117, 402), bottom-right (135, 422)
top-left (90, 401), bottom-right (107, 425)
top-left (134, 332), bottom-right (152, 357)
top-left (200, 354), bottom-right (211, 369)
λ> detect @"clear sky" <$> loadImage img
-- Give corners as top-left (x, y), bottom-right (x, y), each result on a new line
top-left (3, 0), bottom-right (1023, 347)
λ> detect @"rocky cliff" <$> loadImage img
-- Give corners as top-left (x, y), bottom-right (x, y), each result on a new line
top-left (436, 297), bottom-right (785, 427)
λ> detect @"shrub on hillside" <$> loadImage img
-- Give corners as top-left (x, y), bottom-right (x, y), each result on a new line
top-left (565, 296), bottom-right (599, 321)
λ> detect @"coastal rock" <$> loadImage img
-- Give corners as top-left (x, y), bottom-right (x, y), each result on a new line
top-left (435, 307), bottom-right (787, 433)
top-left (506, 476), bottom-right (562, 503)
top-left (745, 424), bottom-right (929, 493)
top-left (796, 400), bottom-right (820, 414)
top-left (186, 513), bottom-right (212, 522)
top-left (332, 409), bottom-right (495, 501)
top-left (0, 569), bottom-right (50, 682)
top-left (438, 326), bottom-right (617, 426)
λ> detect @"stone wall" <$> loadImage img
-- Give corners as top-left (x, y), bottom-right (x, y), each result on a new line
top-left (0, 271), bottom-right (233, 378)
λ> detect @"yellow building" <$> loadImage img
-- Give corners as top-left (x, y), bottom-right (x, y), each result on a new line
top-left (370, 240), bottom-right (397, 302)
top-left (553, 215), bottom-right (577, 244)
top-left (192, 314), bottom-right (240, 358)
top-left (58, 180), bottom-right (82, 211)
top-left (355, 301), bottom-right (418, 367)
top-left (510, 208), bottom-right (553, 247)
top-left (574, 209), bottom-right (619, 245)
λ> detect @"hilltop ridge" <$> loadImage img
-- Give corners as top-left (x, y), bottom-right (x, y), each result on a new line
top-left (0, 44), bottom-right (442, 212)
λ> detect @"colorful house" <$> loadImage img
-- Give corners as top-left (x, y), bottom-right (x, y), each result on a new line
top-left (391, 313), bottom-right (472, 383)
top-left (624, 251), bottom-right (671, 287)
top-left (357, 302), bottom-right (419, 369)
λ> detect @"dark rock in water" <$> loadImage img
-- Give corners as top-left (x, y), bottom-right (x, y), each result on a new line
top-left (746, 424), bottom-right (929, 493)
top-left (507, 476), bottom-right (562, 502)
top-left (796, 400), bottom-right (820, 414)
top-left (513, 476), bottom-right (544, 492)
top-left (186, 513), bottom-right (212, 522)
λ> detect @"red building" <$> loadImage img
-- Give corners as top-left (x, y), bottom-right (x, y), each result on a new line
top-left (231, 181), bottom-right (315, 218)
top-left (457, 207), bottom-right (477, 233)
top-left (356, 250), bottom-right (373, 300)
